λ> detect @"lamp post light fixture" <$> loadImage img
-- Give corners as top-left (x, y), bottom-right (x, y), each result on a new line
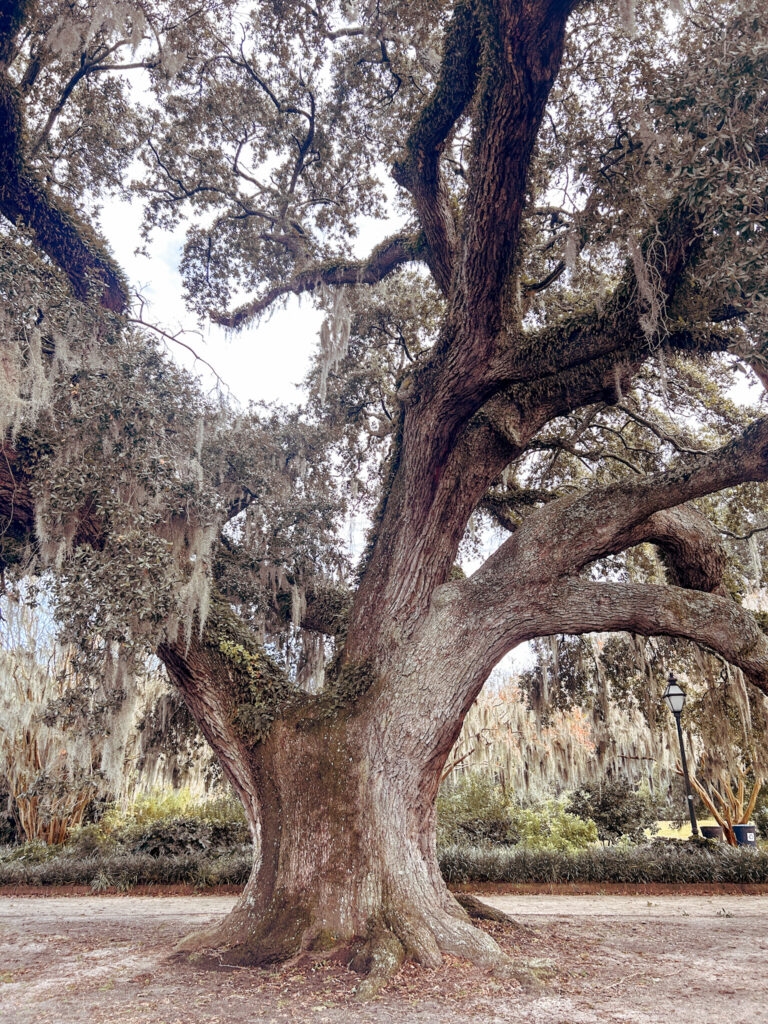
top-left (663, 673), bottom-right (699, 838)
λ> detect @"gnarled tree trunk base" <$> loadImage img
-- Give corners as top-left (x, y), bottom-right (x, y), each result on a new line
top-left (164, 651), bottom-right (525, 996)
top-left (174, 881), bottom-right (512, 997)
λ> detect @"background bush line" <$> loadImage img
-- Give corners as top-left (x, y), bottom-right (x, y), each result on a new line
top-left (439, 842), bottom-right (768, 884)
top-left (3, 840), bottom-right (768, 890)
top-left (2, 775), bottom-right (766, 890)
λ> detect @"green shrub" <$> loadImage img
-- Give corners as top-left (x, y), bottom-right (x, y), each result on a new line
top-left (64, 788), bottom-right (250, 859)
top-left (437, 772), bottom-right (597, 851)
top-left (508, 802), bottom-right (597, 852)
top-left (437, 773), bottom-right (520, 846)
top-left (117, 817), bottom-right (249, 857)
top-left (0, 839), bottom-right (63, 863)
top-left (98, 788), bottom-right (246, 832)
top-left (565, 777), bottom-right (659, 844)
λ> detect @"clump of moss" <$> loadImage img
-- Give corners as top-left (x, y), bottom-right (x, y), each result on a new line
top-left (321, 658), bottom-right (376, 714)
top-left (203, 596), bottom-right (294, 746)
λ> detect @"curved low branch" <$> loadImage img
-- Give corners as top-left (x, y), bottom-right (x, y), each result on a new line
top-left (618, 505), bottom-right (728, 595)
top-left (442, 573), bottom-right (768, 717)
top-left (210, 232), bottom-right (424, 330)
top-left (474, 414), bottom-right (768, 593)
top-left (545, 580), bottom-right (768, 695)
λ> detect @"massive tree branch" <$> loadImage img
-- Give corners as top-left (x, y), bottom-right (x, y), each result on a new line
top-left (394, 0), bottom-right (580, 458)
top-left (363, 196), bottom-right (703, 625)
top-left (616, 505), bottom-right (728, 595)
top-left (480, 477), bottom-right (730, 598)
top-left (480, 201), bottom-right (700, 399)
top-left (554, 416), bottom-right (768, 578)
top-left (441, 573), bottom-right (768, 715)
top-left (210, 232), bottom-right (424, 330)
top-left (460, 0), bottom-right (577, 331)
top-left (470, 415), bottom-right (768, 601)
top-left (542, 580), bottom-right (768, 695)
top-left (0, 10), bottom-right (128, 314)
top-left (392, 0), bottom-right (478, 294)
top-left (158, 623), bottom-right (263, 830)
top-left (352, 2), bottom-right (581, 586)
top-left (437, 318), bottom-right (739, 563)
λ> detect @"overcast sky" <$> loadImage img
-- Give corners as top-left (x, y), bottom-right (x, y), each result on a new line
top-left (99, 198), bottom-right (401, 409)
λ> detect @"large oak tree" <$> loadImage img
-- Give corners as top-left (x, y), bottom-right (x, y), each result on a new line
top-left (2, 0), bottom-right (768, 991)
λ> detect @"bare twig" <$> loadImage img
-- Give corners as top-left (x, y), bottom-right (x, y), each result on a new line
top-left (128, 299), bottom-right (232, 394)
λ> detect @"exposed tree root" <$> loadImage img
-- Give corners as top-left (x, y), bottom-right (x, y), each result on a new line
top-left (452, 892), bottom-right (521, 924)
top-left (350, 923), bottom-right (406, 1001)
top-left (172, 890), bottom-right (527, 1000)
top-left (494, 957), bottom-right (558, 992)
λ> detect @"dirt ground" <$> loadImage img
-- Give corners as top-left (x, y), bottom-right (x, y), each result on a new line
top-left (1, 891), bottom-right (766, 1024)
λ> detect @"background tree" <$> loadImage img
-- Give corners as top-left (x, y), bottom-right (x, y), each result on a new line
top-left (2, 0), bottom-right (768, 993)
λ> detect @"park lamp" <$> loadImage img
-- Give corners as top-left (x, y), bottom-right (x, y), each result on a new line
top-left (662, 678), bottom-right (686, 715)
top-left (663, 673), bottom-right (699, 838)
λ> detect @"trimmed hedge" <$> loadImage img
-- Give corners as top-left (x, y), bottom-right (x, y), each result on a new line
top-left (439, 841), bottom-right (768, 885)
top-left (2, 838), bottom-right (768, 890)
top-left (0, 846), bottom-right (253, 889)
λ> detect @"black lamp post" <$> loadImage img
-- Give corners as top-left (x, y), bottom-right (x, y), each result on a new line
top-left (663, 673), bottom-right (699, 838)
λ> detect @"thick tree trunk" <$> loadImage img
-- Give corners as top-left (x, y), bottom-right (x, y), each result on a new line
top-left (162, 624), bottom-right (507, 992)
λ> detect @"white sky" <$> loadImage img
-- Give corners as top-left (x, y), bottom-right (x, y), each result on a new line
top-left (99, 200), bottom-right (401, 408)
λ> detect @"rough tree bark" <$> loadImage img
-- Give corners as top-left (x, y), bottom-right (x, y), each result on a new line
top-left (157, 599), bottom-right (512, 989)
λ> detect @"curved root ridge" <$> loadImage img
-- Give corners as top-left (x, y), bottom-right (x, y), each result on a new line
top-left (452, 892), bottom-right (528, 929)
top-left (430, 907), bottom-right (509, 968)
top-left (351, 924), bottom-right (406, 1001)
top-left (173, 896), bottom-right (512, 998)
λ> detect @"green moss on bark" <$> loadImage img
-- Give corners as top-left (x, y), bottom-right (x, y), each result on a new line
top-left (202, 595), bottom-right (293, 746)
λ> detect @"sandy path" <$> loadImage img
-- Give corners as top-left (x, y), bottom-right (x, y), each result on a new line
top-left (1, 893), bottom-right (766, 1023)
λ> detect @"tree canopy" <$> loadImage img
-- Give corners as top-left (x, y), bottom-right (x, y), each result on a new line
top-left (2, 0), bottom-right (768, 990)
